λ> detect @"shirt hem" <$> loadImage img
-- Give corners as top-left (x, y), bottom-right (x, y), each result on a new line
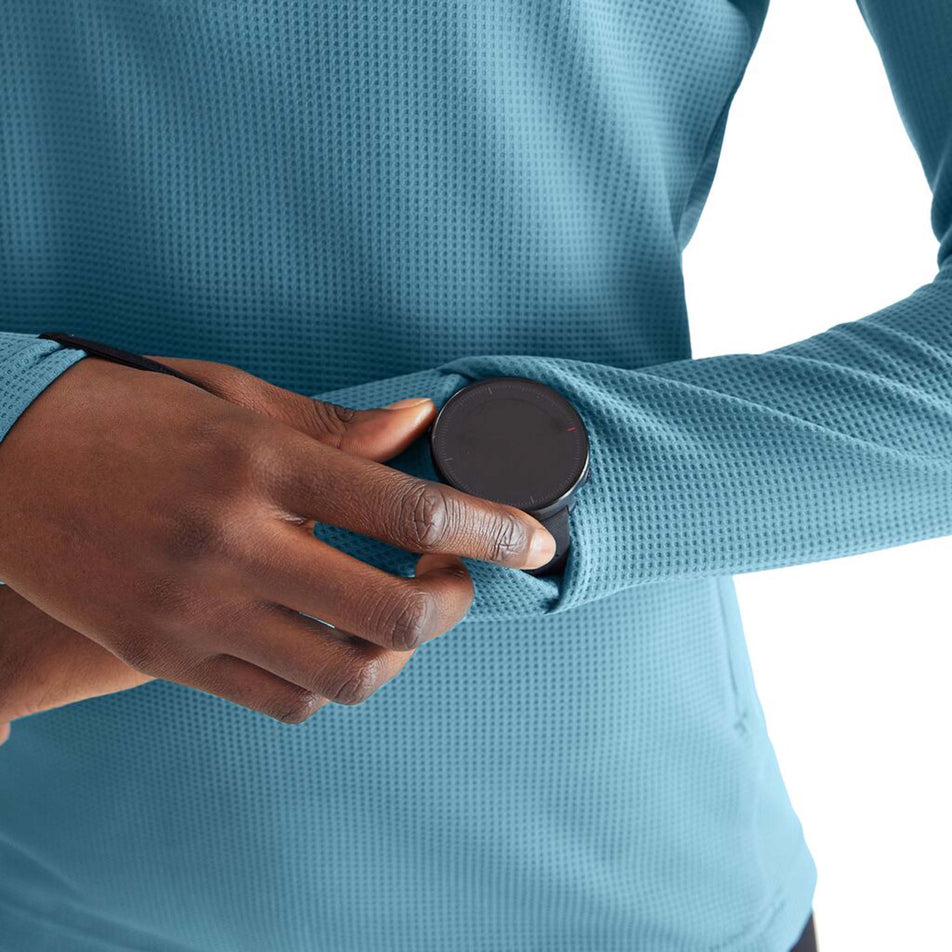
top-left (0, 842), bottom-right (817, 952)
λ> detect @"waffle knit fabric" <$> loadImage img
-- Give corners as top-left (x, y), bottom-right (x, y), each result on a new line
top-left (1, 1), bottom-right (950, 949)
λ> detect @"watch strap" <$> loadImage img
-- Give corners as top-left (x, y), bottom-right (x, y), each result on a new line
top-left (38, 333), bottom-right (206, 390)
top-left (526, 506), bottom-right (570, 577)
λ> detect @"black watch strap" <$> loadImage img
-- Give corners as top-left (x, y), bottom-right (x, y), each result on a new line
top-left (525, 507), bottom-right (571, 577)
top-left (38, 333), bottom-right (206, 390)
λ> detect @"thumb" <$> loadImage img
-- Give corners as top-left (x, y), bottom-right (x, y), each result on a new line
top-left (146, 356), bottom-right (436, 461)
top-left (301, 396), bottom-right (438, 461)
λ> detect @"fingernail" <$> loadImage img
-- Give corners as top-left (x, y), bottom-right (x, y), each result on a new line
top-left (523, 527), bottom-right (557, 569)
top-left (385, 398), bottom-right (433, 410)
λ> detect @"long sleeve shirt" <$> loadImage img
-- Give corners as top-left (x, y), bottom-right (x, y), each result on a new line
top-left (1, 2), bottom-right (949, 950)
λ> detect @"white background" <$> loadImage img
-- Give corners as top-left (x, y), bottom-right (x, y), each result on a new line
top-left (683, 1), bottom-right (952, 949)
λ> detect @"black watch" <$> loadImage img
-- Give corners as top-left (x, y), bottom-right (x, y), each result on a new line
top-left (428, 376), bottom-right (590, 576)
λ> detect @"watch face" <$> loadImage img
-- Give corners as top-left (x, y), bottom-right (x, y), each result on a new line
top-left (429, 377), bottom-right (589, 514)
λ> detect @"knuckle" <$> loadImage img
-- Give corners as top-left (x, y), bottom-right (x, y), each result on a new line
top-left (269, 690), bottom-right (323, 724)
top-left (488, 511), bottom-right (531, 564)
top-left (211, 370), bottom-right (273, 415)
top-left (165, 506), bottom-right (229, 562)
top-left (115, 638), bottom-right (167, 677)
top-left (403, 482), bottom-right (453, 552)
top-left (331, 658), bottom-right (381, 706)
top-left (191, 411), bottom-right (254, 473)
top-left (385, 590), bottom-right (433, 651)
top-left (308, 401), bottom-right (357, 446)
top-left (138, 574), bottom-right (196, 619)
top-left (183, 412), bottom-right (267, 503)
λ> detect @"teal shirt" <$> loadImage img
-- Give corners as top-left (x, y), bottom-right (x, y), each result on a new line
top-left (2, 2), bottom-right (950, 949)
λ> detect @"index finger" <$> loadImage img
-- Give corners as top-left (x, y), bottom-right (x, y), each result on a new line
top-left (263, 426), bottom-right (557, 570)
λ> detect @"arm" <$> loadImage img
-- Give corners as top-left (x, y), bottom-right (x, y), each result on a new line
top-left (3, 1), bottom-right (945, 720)
top-left (0, 354), bottom-right (558, 726)
top-left (310, 0), bottom-right (952, 620)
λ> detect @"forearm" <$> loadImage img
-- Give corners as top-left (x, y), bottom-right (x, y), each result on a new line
top-left (313, 0), bottom-right (952, 621)
top-left (0, 333), bottom-right (89, 589)
top-left (0, 586), bottom-right (151, 728)
top-left (310, 268), bottom-right (952, 620)
top-left (10, 276), bottom-right (950, 626)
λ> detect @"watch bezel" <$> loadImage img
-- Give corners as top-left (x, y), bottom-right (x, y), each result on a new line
top-left (428, 376), bottom-right (590, 519)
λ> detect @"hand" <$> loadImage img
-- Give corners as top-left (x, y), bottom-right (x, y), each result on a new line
top-left (0, 585), bottom-right (152, 745)
top-left (0, 356), bottom-right (556, 723)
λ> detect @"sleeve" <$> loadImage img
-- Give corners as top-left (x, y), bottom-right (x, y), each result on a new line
top-left (310, 0), bottom-right (952, 623)
top-left (0, 333), bottom-right (86, 444)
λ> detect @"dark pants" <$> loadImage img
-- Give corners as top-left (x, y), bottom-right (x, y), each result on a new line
top-left (789, 913), bottom-right (817, 952)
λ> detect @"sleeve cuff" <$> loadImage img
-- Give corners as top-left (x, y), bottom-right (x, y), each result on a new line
top-left (0, 333), bottom-right (86, 443)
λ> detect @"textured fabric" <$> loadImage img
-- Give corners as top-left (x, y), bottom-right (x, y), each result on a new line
top-left (0, 334), bottom-right (85, 446)
top-left (0, 1), bottom-right (948, 949)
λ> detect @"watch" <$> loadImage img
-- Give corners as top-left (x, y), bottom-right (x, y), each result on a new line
top-left (428, 376), bottom-right (590, 576)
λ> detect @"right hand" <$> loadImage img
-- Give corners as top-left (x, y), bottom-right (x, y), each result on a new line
top-left (0, 355), bottom-right (556, 723)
